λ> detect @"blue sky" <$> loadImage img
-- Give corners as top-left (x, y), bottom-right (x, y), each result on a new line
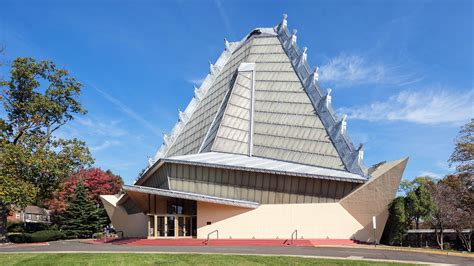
top-left (1, 0), bottom-right (472, 184)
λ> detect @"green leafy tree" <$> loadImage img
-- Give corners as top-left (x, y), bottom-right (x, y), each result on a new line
top-left (60, 180), bottom-right (105, 238)
top-left (384, 176), bottom-right (435, 246)
top-left (381, 196), bottom-right (407, 246)
top-left (0, 57), bottom-right (93, 242)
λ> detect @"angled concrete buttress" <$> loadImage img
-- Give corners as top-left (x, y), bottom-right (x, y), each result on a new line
top-left (339, 158), bottom-right (408, 243)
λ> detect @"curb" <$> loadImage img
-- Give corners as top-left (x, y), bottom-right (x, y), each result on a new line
top-left (313, 244), bottom-right (474, 259)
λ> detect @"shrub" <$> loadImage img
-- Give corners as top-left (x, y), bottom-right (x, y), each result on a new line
top-left (29, 230), bottom-right (66, 242)
top-left (92, 233), bottom-right (103, 239)
top-left (8, 233), bottom-right (31, 243)
top-left (24, 222), bottom-right (50, 233)
top-left (7, 222), bottom-right (24, 233)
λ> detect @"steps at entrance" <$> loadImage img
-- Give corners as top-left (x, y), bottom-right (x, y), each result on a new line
top-left (108, 238), bottom-right (357, 247)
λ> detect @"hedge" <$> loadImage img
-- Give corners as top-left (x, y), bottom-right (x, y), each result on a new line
top-left (8, 230), bottom-right (66, 243)
top-left (30, 230), bottom-right (66, 242)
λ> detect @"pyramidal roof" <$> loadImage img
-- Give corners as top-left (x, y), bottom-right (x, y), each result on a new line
top-left (146, 15), bottom-right (367, 177)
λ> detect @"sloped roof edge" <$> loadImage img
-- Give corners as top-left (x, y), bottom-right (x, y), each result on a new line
top-left (123, 184), bottom-right (259, 209)
top-left (273, 14), bottom-right (367, 176)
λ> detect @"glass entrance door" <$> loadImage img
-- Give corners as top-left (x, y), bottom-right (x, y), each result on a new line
top-left (147, 214), bottom-right (197, 238)
top-left (166, 216), bottom-right (175, 237)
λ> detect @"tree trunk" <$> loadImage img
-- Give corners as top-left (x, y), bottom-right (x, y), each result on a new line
top-left (435, 227), bottom-right (444, 250)
top-left (416, 217), bottom-right (421, 247)
top-left (0, 203), bottom-right (8, 243)
top-left (457, 229), bottom-right (472, 252)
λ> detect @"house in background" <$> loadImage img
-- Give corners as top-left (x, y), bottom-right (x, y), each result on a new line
top-left (101, 15), bottom-right (407, 242)
top-left (7, 205), bottom-right (51, 224)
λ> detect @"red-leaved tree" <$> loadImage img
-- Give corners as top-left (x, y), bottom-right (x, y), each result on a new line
top-left (48, 168), bottom-right (123, 213)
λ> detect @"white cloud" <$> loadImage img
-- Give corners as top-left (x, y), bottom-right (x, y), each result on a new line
top-left (90, 140), bottom-right (121, 152)
top-left (339, 89), bottom-right (474, 125)
top-left (90, 84), bottom-right (162, 136)
top-left (319, 53), bottom-right (422, 87)
top-left (76, 117), bottom-right (128, 137)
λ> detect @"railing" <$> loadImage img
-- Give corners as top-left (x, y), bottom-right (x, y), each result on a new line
top-left (291, 229), bottom-right (298, 245)
top-left (203, 230), bottom-right (219, 245)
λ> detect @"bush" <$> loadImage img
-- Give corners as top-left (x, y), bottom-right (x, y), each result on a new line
top-left (7, 221), bottom-right (24, 233)
top-left (24, 222), bottom-right (50, 233)
top-left (92, 232), bottom-right (104, 239)
top-left (8, 233), bottom-right (31, 243)
top-left (29, 230), bottom-right (66, 242)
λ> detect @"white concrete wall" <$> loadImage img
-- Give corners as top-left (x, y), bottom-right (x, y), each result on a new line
top-left (197, 201), bottom-right (371, 240)
top-left (101, 195), bottom-right (148, 238)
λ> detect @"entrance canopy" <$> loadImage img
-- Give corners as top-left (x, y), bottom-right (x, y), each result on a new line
top-left (123, 185), bottom-right (259, 209)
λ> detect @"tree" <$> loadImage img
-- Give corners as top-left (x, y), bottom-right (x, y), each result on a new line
top-left (384, 176), bottom-right (435, 247)
top-left (449, 119), bottom-right (474, 175)
top-left (60, 180), bottom-right (105, 238)
top-left (48, 168), bottom-right (123, 213)
top-left (429, 181), bottom-right (467, 250)
top-left (381, 196), bottom-right (407, 246)
top-left (0, 57), bottom-right (93, 242)
top-left (446, 119), bottom-right (474, 251)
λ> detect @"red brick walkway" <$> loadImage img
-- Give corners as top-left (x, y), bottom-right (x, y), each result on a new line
top-left (88, 238), bottom-right (356, 247)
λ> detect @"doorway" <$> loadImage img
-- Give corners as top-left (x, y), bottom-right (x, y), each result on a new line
top-left (148, 214), bottom-right (196, 238)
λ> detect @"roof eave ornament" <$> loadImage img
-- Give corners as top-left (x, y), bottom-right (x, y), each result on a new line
top-left (325, 88), bottom-right (332, 109)
top-left (340, 114), bottom-right (347, 135)
top-left (297, 47), bottom-right (307, 68)
top-left (287, 29), bottom-right (297, 49)
top-left (224, 38), bottom-right (231, 51)
top-left (277, 14), bottom-right (288, 34)
top-left (194, 85), bottom-right (204, 100)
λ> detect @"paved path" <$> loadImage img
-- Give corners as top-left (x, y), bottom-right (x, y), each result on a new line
top-left (0, 240), bottom-right (473, 265)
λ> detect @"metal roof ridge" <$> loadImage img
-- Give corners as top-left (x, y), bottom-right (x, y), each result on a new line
top-left (273, 14), bottom-right (368, 177)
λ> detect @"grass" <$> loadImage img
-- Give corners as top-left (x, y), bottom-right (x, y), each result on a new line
top-left (0, 253), bottom-right (417, 266)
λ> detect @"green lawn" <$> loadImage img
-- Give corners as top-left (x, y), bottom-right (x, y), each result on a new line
top-left (0, 253), bottom-right (417, 266)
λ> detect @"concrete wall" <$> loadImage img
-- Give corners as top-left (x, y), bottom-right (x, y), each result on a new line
top-left (196, 158), bottom-right (407, 241)
top-left (100, 195), bottom-right (148, 238)
top-left (197, 201), bottom-right (367, 240)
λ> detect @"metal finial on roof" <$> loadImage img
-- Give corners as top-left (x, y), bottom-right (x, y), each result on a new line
top-left (194, 85), bottom-right (203, 100)
top-left (357, 149), bottom-right (364, 162)
top-left (224, 38), bottom-right (231, 51)
top-left (313, 67), bottom-right (319, 82)
top-left (163, 134), bottom-right (171, 145)
top-left (340, 114), bottom-right (347, 134)
top-left (209, 61), bottom-right (216, 75)
top-left (288, 29), bottom-right (297, 48)
top-left (325, 88), bottom-right (332, 108)
top-left (279, 14), bottom-right (288, 33)
top-left (297, 47), bottom-right (307, 67)
top-left (179, 110), bottom-right (188, 122)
